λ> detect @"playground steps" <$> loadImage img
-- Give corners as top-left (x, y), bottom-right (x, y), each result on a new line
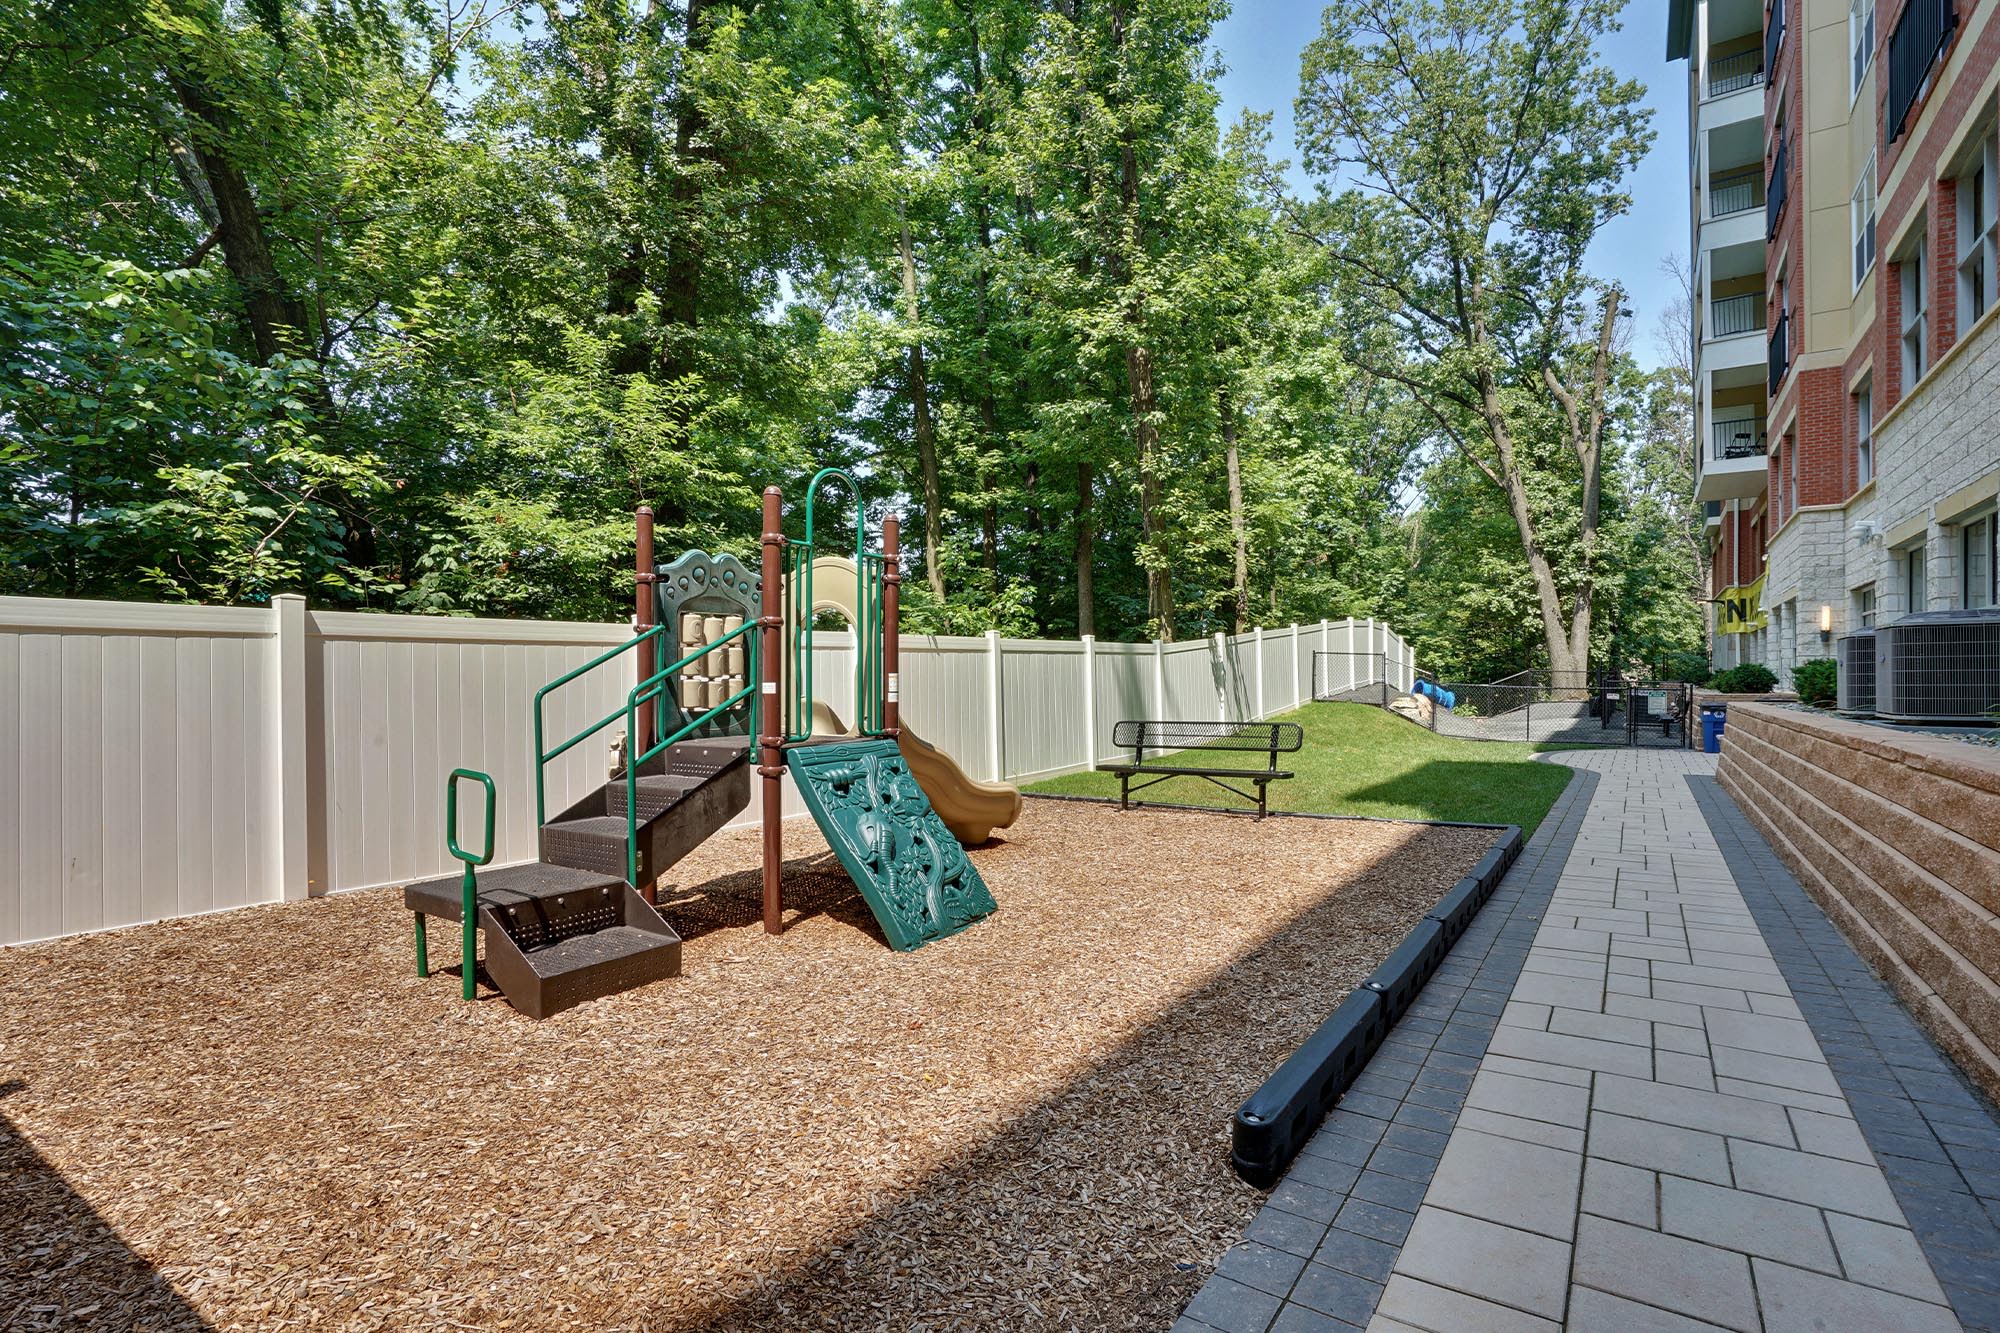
top-left (401, 864), bottom-right (682, 1019)
top-left (540, 736), bottom-right (750, 882)
top-left (403, 735), bottom-right (751, 1018)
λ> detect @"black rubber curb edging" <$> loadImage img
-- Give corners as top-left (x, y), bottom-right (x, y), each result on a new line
top-left (1227, 823), bottom-right (1525, 1188)
top-left (1017, 792), bottom-right (1526, 1187)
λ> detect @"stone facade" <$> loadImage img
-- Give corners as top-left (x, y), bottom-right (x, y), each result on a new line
top-left (1862, 308), bottom-right (2000, 620)
top-left (1762, 506), bottom-right (1852, 680)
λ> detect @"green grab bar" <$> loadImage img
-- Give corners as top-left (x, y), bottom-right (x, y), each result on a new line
top-left (532, 623), bottom-right (666, 827)
top-left (620, 626), bottom-right (760, 887)
top-left (446, 767), bottom-right (496, 1002)
top-left (790, 467), bottom-right (871, 744)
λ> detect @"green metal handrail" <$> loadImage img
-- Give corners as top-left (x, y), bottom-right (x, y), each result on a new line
top-left (446, 767), bottom-right (495, 1002)
top-left (533, 623), bottom-right (667, 828)
top-left (788, 466), bottom-right (887, 743)
top-left (620, 621), bottom-right (760, 886)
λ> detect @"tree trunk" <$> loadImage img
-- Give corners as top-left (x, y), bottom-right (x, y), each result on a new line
top-left (1074, 461), bottom-right (1095, 637)
top-left (661, 0), bottom-right (710, 386)
top-left (898, 218), bottom-right (946, 600)
top-left (1222, 387), bottom-right (1249, 634)
top-left (165, 72), bottom-right (312, 363)
top-left (1109, 2), bottom-right (1171, 639)
top-left (1475, 370), bottom-right (1586, 678)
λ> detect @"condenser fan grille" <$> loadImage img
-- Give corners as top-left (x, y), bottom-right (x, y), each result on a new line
top-left (1876, 609), bottom-right (2000, 723)
top-left (1836, 631), bottom-right (1875, 716)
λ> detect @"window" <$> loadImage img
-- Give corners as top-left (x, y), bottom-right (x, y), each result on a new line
top-left (1852, 0), bottom-right (1876, 94)
top-left (1855, 385), bottom-right (1874, 484)
top-left (1857, 585), bottom-right (1877, 629)
top-left (1958, 138), bottom-right (1998, 328)
top-left (1786, 436), bottom-right (1799, 515)
top-left (1966, 514), bottom-right (1997, 609)
top-left (1853, 154), bottom-right (1877, 286)
top-left (1906, 545), bottom-right (1928, 612)
top-left (1901, 241), bottom-right (1928, 391)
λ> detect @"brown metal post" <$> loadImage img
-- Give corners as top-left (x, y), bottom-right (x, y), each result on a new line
top-left (757, 487), bottom-right (785, 935)
top-left (882, 513), bottom-right (901, 738)
top-left (635, 506), bottom-right (657, 751)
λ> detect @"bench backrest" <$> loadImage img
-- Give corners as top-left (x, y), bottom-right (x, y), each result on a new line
top-left (1111, 720), bottom-right (1305, 766)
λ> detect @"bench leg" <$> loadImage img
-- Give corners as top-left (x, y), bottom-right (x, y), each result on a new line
top-left (414, 912), bottom-right (429, 978)
top-left (1120, 772), bottom-right (1130, 811)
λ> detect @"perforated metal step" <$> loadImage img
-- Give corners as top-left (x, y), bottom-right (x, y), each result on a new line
top-left (402, 861), bottom-right (623, 922)
top-left (605, 774), bottom-right (700, 821)
top-left (539, 816), bottom-right (631, 878)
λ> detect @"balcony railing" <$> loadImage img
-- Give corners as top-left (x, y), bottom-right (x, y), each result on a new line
top-left (1888, 0), bottom-right (1956, 142)
top-left (1709, 168), bottom-right (1762, 218)
top-left (1765, 1), bottom-right (1787, 77)
top-left (1766, 137), bottom-right (1789, 240)
top-left (1708, 50), bottom-right (1766, 98)
top-left (1714, 418), bottom-right (1768, 460)
top-left (1710, 293), bottom-right (1766, 338)
top-left (1768, 311), bottom-right (1791, 394)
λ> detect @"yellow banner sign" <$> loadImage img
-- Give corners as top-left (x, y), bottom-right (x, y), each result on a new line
top-left (1716, 575), bottom-right (1767, 635)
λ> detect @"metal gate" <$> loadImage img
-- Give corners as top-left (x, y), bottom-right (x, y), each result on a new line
top-left (1313, 654), bottom-right (1693, 749)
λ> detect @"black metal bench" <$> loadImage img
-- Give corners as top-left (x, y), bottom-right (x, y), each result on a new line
top-left (1099, 720), bottom-right (1304, 818)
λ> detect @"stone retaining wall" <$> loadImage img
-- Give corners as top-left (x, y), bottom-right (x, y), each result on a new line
top-left (1716, 703), bottom-right (2000, 1100)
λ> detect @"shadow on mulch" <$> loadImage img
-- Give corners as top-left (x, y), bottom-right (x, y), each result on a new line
top-left (670, 829), bottom-right (1468, 1331)
top-left (0, 1080), bottom-right (213, 1332)
top-left (654, 846), bottom-right (894, 948)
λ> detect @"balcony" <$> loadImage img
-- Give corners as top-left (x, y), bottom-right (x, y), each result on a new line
top-left (1708, 168), bottom-right (1763, 219)
top-left (1766, 137), bottom-right (1789, 240)
top-left (1698, 413), bottom-right (1769, 503)
top-left (1888, 0), bottom-right (1957, 142)
top-left (1710, 293), bottom-right (1767, 339)
top-left (1767, 311), bottom-right (1791, 394)
top-left (1714, 417), bottom-right (1768, 460)
top-left (1708, 50), bottom-right (1766, 98)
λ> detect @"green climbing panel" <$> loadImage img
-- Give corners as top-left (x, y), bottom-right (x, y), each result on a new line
top-left (788, 738), bottom-right (997, 950)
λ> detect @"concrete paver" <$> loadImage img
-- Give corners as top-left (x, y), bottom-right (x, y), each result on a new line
top-left (1374, 750), bottom-right (1963, 1330)
top-left (1183, 749), bottom-right (2000, 1332)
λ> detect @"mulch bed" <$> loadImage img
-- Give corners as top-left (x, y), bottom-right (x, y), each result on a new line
top-left (0, 799), bottom-right (1496, 1332)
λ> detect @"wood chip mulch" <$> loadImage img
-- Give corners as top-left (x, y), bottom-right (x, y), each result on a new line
top-left (0, 799), bottom-right (1496, 1332)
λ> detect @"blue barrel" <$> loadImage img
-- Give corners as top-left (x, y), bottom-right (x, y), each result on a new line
top-left (1701, 706), bottom-right (1726, 754)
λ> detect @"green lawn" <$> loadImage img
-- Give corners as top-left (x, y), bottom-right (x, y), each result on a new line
top-left (1027, 701), bottom-right (1578, 835)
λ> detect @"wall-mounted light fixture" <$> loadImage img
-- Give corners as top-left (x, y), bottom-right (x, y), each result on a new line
top-left (1819, 604), bottom-right (1833, 642)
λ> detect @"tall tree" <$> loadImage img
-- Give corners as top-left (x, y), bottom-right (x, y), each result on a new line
top-left (1290, 0), bottom-right (1653, 676)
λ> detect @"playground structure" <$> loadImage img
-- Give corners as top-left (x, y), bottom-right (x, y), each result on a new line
top-left (405, 471), bottom-right (1012, 1017)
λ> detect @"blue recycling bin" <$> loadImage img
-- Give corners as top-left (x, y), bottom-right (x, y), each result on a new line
top-left (1701, 706), bottom-right (1727, 754)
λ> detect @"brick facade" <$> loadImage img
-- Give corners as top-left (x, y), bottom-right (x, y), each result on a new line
top-left (1694, 0), bottom-right (1999, 685)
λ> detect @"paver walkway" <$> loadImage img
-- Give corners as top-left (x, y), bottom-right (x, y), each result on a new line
top-left (1183, 748), bottom-right (2000, 1332)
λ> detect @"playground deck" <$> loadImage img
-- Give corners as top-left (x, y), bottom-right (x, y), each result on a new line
top-left (0, 801), bottom-right (1496, 1331)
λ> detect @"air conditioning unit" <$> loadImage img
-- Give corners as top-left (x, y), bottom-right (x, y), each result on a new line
top-left (1836, 630), bottom-right (1875, 716)
top-left (1875, 608), bottom-right (2000, 723)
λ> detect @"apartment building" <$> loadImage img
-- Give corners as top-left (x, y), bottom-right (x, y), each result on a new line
top-left (1669, 0), bottom-right (2000, 685)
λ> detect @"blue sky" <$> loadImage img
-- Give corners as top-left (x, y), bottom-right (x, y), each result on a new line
top-left (1209, 1), bottom-right (1689, 371)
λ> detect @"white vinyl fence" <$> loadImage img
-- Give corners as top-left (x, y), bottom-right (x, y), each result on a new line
top-left (0, 595), bottom-right (1412, 947)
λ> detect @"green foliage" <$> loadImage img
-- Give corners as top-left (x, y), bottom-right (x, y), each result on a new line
top-left (1792, 658), bottom-right (1838, 706)
top-left (0, 0), bottom-right (1702, 676)
top-left (1661, 651), bottom-right (1713, 686)
top-left (1709, 664), bottom-right (1778, 695)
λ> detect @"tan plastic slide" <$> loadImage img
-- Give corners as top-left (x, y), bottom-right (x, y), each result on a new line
top-left (806, 557), bottom-right (1023, 845)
